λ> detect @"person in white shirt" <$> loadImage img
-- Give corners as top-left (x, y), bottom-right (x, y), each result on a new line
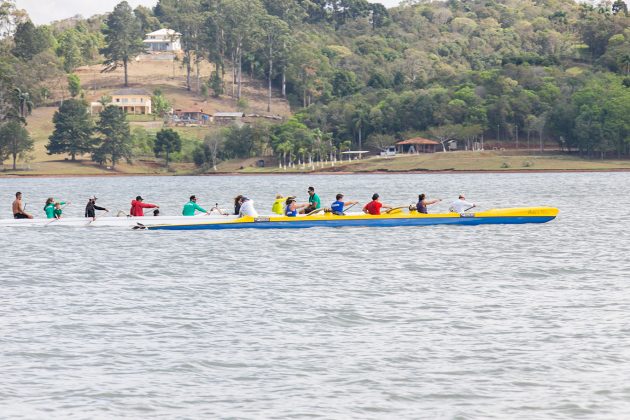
top-left (238, 197), bottom-right (259, 217)
top-left (449, 194), bottom-right (476, 213)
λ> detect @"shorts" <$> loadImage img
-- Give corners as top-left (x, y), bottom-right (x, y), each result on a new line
top-left (14, 213), bottom-right (29, 219)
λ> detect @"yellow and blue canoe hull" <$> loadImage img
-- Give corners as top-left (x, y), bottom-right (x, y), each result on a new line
top-left (145, 207), bottom-right (558, 231)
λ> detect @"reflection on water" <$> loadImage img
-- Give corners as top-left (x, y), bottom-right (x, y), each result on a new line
top-left (1, 173), bottom-right (629, 418)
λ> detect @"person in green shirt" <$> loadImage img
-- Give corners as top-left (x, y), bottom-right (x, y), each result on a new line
top-left (53, 202), bottom-right (64, 219)
top-left (182, 195), bottom-right (211, 216)
top-left (302, 186), bottom-right (321, 214)
top-left (44, 197), bottom-right (69, 219)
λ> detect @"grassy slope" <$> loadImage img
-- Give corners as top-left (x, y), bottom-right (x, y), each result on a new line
top-left (1, 56), bottom-right (290, 176)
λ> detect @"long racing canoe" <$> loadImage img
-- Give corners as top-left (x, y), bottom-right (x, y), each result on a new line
top-left (143, 207), bottom-right (559, 231)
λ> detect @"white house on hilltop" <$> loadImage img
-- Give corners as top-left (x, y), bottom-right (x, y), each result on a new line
top-left (143, 29), bottom-right (182, 52)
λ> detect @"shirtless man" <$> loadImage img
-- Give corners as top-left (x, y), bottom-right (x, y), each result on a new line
top-left (12, 192), bottom-right (33, 219)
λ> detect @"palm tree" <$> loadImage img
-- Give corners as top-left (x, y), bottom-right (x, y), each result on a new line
top-left (13, 88), bottom-right (33, 124)
top-left (619, 53), bottom-right (630, 75)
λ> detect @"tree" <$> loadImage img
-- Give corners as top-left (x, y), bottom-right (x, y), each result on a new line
top-left (56, 30), bottom-right (83, 73)
top-left (151, 89), bottom-right (171, 119)
top-left (67, 74), bottom-right (82, 98)
top-left (12, 87), bottom-right (33, 124)
top-left (94, 105), bottom-right (132, 168)
top-left (260, 14), bottom-right (289, 112)
top-left (193, 132), bottom-right (223, 170)
top-left (12, 20), bottom-right (50, 61)
top-left (156, 0), bottom-right (206, 92)
top-left (612, 0), bottom-right (628, 16)
top-left (0, 120), bottom-right (33, 170)
top-left (134, 5), bottom-right (160, 33)
top-left (100, 1), bottom-right (145, 87)
top-left (154, 128), bottom-right (181, 168)
top-left (429, 124), bottom-right (461, 152)
top-left (47, 99), bottom-right (95, 161)
top-left (221, 0), bottom-right (266, 99)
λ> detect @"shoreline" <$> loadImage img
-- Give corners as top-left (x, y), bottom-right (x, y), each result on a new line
top-left (2, 167), bottom-right (630, 179)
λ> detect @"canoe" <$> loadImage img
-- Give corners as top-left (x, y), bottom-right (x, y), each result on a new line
top-left (144, 207), bottom-right (559, 231)
top-left (0, 214), bottom-right (238, 228)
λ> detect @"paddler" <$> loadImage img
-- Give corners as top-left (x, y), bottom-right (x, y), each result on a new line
top-left (301, 186), bottom-right (321, 214)
top-left (362, 193), bottom-right (392, 215)
top-left (130, 196), bottom-right (159, 216)
top-left (449, 194), bottom-right (476, 213)
top-left (238, 196), bottom-right (259, 217)
top-left (271, 194), bottom-right (286, 215)
top-left (285, 197), bottom-right (307, 217)
top-left (182, 195), bottom-right (210, 216)
top-left (85, 196), bottom-right (108, 220)
top-left (416, 193), bottom-right (441, 214)
top-left (12, 192), bottom-right (33, 219)
top-left (233, 195), bottom-right (244, 215)
top-left (330, 193), bottom-right (359, 215)
top-left (44, 197), bottom-right (70, 219)
top-left (53, 202), bottom-right (64, 219)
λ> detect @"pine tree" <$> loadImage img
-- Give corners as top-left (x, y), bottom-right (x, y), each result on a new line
top-left (47, 99), bottom-right (95, 161)
top-left (154, 128), bottom-right (181, 168)
top-left (100, 1), bottom-right (145, 87)
top-left (94, 105), bottom-right (132, 168)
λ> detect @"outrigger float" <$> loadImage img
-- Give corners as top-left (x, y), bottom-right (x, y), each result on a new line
top-left (141, 207), bottom-right (559, 231)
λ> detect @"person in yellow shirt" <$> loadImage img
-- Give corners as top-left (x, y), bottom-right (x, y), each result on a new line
top-left (271, 193), bottom-right (286, 215)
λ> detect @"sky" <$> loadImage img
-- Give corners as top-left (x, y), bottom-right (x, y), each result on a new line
top-left (15, 0), bottom-right (403, 25)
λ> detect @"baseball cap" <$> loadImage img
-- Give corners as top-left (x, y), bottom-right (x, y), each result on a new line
top-left (372, 193), bottom-right (379, 200)
top-left (89, 195), bottom-right (97, 200)
top-left (136, 196), bottom-right (143, 201)
top-left (308, 186), bottom-right (315, 192)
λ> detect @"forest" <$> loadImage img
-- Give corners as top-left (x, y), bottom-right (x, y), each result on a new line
top-left (1, 0), bottom-right (630, 170)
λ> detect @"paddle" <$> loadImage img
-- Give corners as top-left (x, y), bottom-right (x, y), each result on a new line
top-left (132, 222), bottom-right (146, 230)
top-left (210, 203), bottom-right (227, 215)
top-left (306, 207), bottom-right (326, 216)
top-left (86, 210), bottom-right (110, 225)
top-left (464, 205), bottom-right (476, 212)
top-left (341, 202), bottom-right (357, 215)
top-left (385, 206), bottom-right (407, 214)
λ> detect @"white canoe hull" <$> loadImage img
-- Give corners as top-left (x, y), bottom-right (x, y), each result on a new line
top-left (0, 214), bottom-right (240, 228)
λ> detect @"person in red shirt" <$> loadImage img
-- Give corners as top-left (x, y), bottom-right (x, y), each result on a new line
top-left (130, 196), bottom-right (159, 216)
top-left (363, 193), bottom-right (392, 215)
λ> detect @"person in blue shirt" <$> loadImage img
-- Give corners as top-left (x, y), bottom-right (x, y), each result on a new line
top-left (285, 197), bottom-right (307, 217)
top-left (330, 193), bottom-right (359, 215)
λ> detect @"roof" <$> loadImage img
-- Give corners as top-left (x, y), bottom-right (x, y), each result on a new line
top-left (146, 29), bottom-right (181, 37)
top-left (175, 109), bottom-right (211, 116)
top-left (213, 112), bottom-right (244, 118)
top-left (111, 88), bottom-right (151, 96)
top-left (396, 137), bottom-right (440, 145)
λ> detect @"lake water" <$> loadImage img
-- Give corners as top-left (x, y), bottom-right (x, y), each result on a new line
top-left (1, 173), bottom-right (629, 419)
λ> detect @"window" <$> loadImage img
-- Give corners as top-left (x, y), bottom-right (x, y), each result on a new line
top-left (122, 98), bottom-right (128, 103)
